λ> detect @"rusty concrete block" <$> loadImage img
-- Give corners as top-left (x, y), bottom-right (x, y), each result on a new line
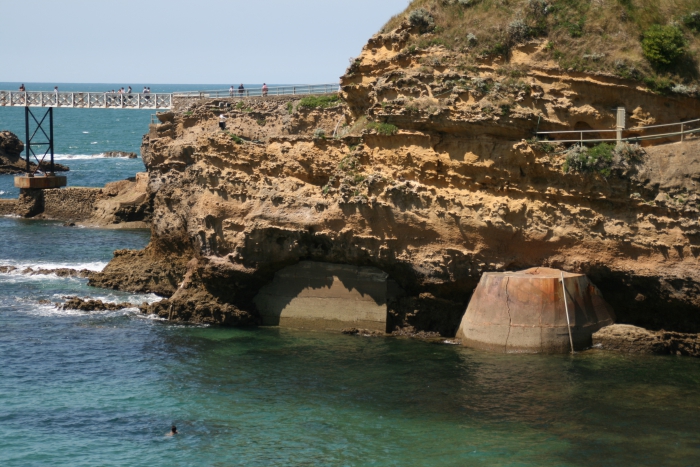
top-left (457, 267), bottom-right (615, 353)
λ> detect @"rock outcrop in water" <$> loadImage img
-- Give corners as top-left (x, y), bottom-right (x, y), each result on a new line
top-left (92, 5), bottom-right (700, 336)
top-left (99, 151), bottom-right (138, 159)
top-left (0, 130), bottom-right (70, 174)
top-left (60, 297), bottom-right (134, 312)
top-left (0, 266), bottom-right (93, 278)
top-left (593, 324), bottom-right (700, 357)
top-left (0, 172), bottom-right (151, 227)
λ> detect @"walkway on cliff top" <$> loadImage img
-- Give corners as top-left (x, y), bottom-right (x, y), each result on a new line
top-left (0, 84), bottom-right (340, 110)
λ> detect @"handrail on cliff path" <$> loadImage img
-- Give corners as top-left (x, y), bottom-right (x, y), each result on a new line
top-left (536, 118), bottom-right (700, 144)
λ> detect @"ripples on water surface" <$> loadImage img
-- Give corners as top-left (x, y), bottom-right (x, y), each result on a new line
top-left (2, 259), bottom-right (699, 465)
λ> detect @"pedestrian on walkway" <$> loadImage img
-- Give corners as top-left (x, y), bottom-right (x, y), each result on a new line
top-left (229, 86), bottom-right (234, 97)
top-left (19, 84), bottom-right (25, 91)
top-left (238, 83), bottom-right (244, 96)
top-left (262, 83), bottom-right (268, 97)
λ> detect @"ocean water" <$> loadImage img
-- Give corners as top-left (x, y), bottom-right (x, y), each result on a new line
top-left (1, 85), bottom-right (700, 466)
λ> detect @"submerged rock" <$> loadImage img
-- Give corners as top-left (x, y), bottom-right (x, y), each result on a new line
top-left (593, 324), bottom-right (700, 357)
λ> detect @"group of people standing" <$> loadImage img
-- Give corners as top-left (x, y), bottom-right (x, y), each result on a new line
top-left (229, 83), bottom-right (269, 97)
top-left (105, 87), bottom-right (151, 95)
top-left (17, 84), bottom-right (154, 95)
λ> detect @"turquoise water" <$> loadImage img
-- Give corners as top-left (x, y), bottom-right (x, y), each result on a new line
top-left (1, 85), bottom-right (700, 466)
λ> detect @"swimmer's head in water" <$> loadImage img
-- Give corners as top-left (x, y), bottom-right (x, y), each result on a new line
top-left (171, 425), bottom-right (177, 434)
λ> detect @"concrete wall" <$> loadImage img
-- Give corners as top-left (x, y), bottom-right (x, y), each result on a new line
top-left (43, 187), bottom-right (100, 221)
top-left (254, 261), bottom-right (389, 331)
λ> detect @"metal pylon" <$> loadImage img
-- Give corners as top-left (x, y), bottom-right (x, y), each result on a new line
top-left (24, 106), bottom-right (55, 176)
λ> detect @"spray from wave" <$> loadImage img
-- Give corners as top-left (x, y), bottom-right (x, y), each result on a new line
top-left (0, 259), bottom-right (107, 272)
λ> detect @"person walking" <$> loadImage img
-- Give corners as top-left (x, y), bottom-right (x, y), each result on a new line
top-left (262, 83), bottom-right (268, 97)
top-left (229, 86), bottom-right (234, 97)
top-left (219, 113), bottom-right (227, 130)
top-left (238, 83), bottom-right (244, 96)
top-left (18, 84), bottom-right (25, 91)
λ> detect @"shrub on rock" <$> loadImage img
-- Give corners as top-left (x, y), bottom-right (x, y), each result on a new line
top-left (642, 25), bottom-right (687, 69)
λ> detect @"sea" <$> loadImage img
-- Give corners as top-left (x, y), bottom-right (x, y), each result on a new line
top-left (1, 83), bottom-right (700, 466)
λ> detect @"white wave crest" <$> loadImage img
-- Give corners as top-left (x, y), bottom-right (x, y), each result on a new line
top-left (53, 153), bottom-right (137, 161)
top-left (14, 292), bottom-right (163, 318)
top-left (0, 190), bottom-right (6, 195)
top-left (0, 259), bottom-right (108, 272)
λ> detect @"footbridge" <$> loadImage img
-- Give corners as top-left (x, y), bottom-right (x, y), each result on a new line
top-left (0, 84), bottom-right (339, 110)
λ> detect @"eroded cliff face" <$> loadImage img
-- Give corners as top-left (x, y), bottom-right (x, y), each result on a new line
top-left (93, 25), bottom-right (700, 334)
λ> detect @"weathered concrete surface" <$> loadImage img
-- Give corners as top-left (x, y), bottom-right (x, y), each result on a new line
top-left (254, 261), bottom-right (389, 331)
top-left (44, 187), bottom-right (101, 221)
top-left (592, 324), bottom-right (700, 357)
top-left (457, 267), bottom-right (615, 353)
top-left (14, 175), bottom-right (67, 189)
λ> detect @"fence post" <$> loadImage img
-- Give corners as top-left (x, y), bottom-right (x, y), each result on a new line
top-left (580, 131), bottom-right (583, 147)
top-left (681, 122), bottom-right (685, 142)
top-left (615, 107), bottom-right (625, 144)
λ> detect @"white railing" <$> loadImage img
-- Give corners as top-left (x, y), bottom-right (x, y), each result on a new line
top-left (0, 91), bottom-right (172, 109)
top-left (0, 84), bottom-right (341, 110)
top-left (172, 83), bottom-right (340, 99)
top-left (537, 118), bottom-right (700, 144)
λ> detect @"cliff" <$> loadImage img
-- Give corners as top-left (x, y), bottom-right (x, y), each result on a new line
top-left (92, 2), bottom-right (700, 335)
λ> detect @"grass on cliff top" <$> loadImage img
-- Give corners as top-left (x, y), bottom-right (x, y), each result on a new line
top-left (380, 0), bottom-right (700, 91)
top-left (298, 95), bottom-right (341, 110)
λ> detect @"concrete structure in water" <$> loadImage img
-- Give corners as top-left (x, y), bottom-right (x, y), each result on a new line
top-left (14, 175), bottom-right (67, 189)
top-left (254, 261), bottom-right (390, 331)
top-left (457, 267), bottom-right (615, 353)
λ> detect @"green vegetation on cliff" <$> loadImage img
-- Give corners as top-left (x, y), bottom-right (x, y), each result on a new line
top-left (382, 0), bottom-right (700, 93)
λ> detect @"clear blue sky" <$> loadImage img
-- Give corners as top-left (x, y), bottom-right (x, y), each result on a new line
top-left (1, 0), bottom-right (409, 85)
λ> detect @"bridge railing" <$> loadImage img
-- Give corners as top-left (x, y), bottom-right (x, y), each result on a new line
top-left (0, 91), bottom-right (172, 109)
top-left (172, 83), bottom-right (340, 99)
top-left (536, 118), bottom-right (700, 144)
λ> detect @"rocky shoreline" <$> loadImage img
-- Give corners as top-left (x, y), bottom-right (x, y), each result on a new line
top-left (5, 10), bottom-right (700, 359)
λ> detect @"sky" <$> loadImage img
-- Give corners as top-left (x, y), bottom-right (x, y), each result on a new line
top-left (1, 0), bottom-right (409, 85)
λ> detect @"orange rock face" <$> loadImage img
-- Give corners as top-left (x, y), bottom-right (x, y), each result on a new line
top-left (457, 268), bottom-right (615, 353)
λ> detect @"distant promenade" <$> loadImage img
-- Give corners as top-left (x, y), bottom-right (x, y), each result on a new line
top-left (0, 84), bottom-right (339, 110)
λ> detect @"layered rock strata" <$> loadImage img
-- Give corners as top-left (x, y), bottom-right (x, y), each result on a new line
top-left (93, 22), bottom-right (700, 335)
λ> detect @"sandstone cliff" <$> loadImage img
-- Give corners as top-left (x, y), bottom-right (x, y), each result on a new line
top-left (92, 4), bottom-right (700, 335)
